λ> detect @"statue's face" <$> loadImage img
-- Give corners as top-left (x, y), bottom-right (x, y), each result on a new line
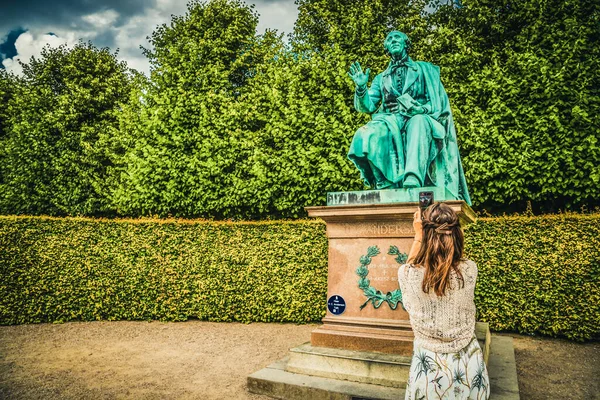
top-left (385, 31), bottom-right (408, 58)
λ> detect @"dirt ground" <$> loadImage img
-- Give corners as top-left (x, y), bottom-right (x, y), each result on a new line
top-left (0, 321), bottom-right (598, 400)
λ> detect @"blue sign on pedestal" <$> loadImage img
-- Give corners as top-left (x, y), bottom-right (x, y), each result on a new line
top-left (327, 295), bottom-right (346, 315)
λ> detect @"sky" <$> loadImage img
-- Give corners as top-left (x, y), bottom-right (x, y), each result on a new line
top-left (0, 0), bottom-right (299, 75)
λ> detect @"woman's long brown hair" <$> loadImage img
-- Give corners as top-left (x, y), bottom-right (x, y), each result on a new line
top-left (411, 203), bottom-right (464, 296)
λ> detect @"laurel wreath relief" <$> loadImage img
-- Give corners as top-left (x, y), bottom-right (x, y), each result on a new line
top-left (356, 245), bottom-right (408, 310)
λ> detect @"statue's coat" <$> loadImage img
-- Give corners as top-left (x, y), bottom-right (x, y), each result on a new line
top-left (348, 58), bottom-right (471, 205)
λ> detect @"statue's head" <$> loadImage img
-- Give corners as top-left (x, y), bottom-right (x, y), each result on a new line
top-left (384, 30), bottom-right (411, 58)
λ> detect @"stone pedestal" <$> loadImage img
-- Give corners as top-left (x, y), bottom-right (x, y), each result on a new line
top-left (247, 195), bottom-right (521, 400)
top-left (306, 200), bottom-right (476, 355)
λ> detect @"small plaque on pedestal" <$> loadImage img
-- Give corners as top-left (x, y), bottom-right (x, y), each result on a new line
top-left (327, 295), bottom-right (346, 315)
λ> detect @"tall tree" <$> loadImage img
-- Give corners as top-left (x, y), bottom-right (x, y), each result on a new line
top-left (0, 70), bottom-right (17, 140)
top-left (428, 0), bottom-right (600, 211)
top-left (292, 0), bottom-right (429, 58)
top-left (112, 0), bottom-right (274, 217)
top-left (0, 70), bottom-right (20, 195)
top-left (0, 42), bottom-right (135, 216)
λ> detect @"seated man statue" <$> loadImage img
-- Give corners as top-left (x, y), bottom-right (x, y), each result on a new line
top-left (347, 30), bottom-right (471, 205)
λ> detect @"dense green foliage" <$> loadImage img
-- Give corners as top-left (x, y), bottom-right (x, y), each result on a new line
top-left (0, 216), bottom-right (328, 323)
top-left (0, 0), bottom-right (599, 217)
top-left (0, 43), bottom-right (135, 216)
top-left (292, 0), bottom-right (429, 57)
top-left (112, 0), bottom-right (317, 218)
top-left (427, 0), bottom-right (600, 212)
top-left (0, 69), bottom-right (16, 140)
top-left (464, 212), bottom-right (600, 341)
top-left (1, 214), bottom-right (598, 340)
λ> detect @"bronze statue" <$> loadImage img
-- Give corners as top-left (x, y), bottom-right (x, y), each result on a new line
top-left (347, 31), bottom-right (471, 205)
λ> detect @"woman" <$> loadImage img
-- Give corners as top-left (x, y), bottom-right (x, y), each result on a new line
top-left (398, 203), bottom-right (490, 400)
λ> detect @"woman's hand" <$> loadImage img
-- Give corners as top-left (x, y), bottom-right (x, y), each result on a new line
top-left (413, 208), bottom-right (423, 241)
top-left (407, 208), bottom-right (423, 263)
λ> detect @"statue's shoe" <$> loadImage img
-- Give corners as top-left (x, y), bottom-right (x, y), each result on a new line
top-left (403, 175), bottom-right (420, 188)
top-left (375, 181), bottom-right (394, 190)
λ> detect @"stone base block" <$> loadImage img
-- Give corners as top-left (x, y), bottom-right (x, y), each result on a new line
top-left (311, 317), bottom-right (414, 355)
top-left (287, 343), bottom-right (411, 388)
top-left (310, 318), bottom-right (490, 360)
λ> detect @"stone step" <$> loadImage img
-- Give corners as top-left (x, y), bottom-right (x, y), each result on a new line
top-left (287, 342), bottom-right (411, 388)
top-left (488, 336), bottom-right (520, 400)
top-left (247, 356), bottom-right (405, 400)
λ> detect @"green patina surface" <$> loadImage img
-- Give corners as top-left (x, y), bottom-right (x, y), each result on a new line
top-left (347, 31), bottom-right (471, 205)
top-left (327, 186), bottom-right (454, 206)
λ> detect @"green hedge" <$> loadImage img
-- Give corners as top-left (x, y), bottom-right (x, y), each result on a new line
top-left (464, 212), bottom-right (600, 341)
top-left (0, 216), bottom-right (328, 324)
top-left (1, 213), bottom-right (598, 340)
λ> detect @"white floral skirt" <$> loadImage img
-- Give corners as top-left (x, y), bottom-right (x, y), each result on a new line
top-left (405, 337), bottom-right (490, 400)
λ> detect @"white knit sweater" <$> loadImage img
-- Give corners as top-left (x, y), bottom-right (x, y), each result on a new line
top-left (398, 259), bottom-right (478, 353)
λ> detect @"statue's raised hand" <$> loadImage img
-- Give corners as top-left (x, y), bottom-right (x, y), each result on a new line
top-left (348, 61), bottom-right (370, 88)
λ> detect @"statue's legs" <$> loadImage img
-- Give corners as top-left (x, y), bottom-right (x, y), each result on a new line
top-left (403, 114), bottom-right (432, 187)
top-left (348, 120), bottom-right (400, 188)
top-left (368, 160), bottom-right (393, 189)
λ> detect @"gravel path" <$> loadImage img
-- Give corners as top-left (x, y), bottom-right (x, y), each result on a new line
top-left (0, 321), bottom-right (598, 399)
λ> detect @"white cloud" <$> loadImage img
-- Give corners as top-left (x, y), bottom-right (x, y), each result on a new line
top-left (82, 9), bottom-right (120, 28)
top-left (2, 0), bottom-right (298, 76)
top-left (111, 1), bottom-right (189, 76)
top-left (1, 31), bottom-right (78, 74)
top-left (255, 1), bottom-right (298, 37)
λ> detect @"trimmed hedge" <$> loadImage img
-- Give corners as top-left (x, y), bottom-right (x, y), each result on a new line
top-left (0, 216), bottom-right (328, 324)
top-left (1, 213), bottom-right (598, 340)
top-left (464, 212), bottom-right (600, 341)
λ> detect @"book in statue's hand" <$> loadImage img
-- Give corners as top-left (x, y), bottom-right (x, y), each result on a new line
top-left (397, 93), bottom-right (417, 111)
